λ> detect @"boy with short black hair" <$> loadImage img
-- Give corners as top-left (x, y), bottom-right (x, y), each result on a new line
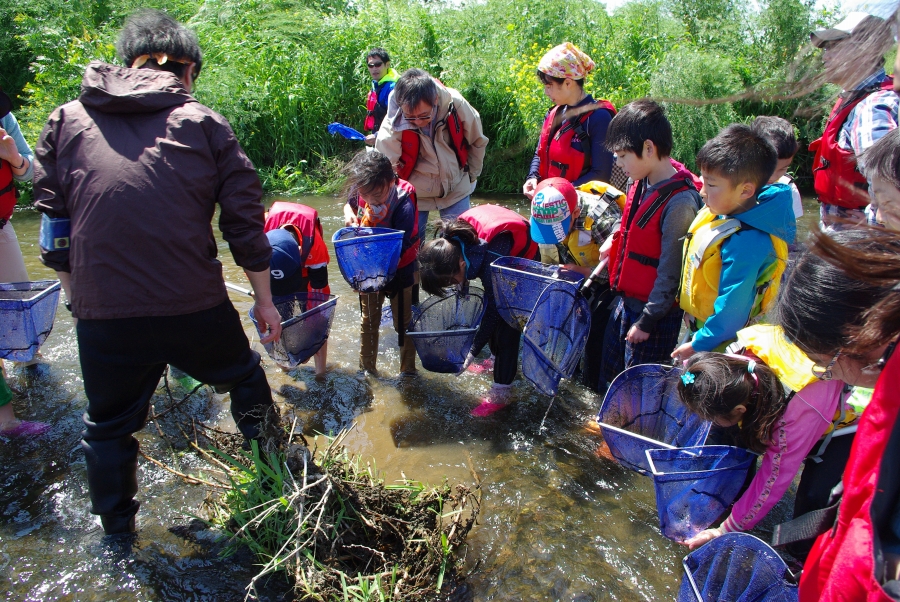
top-left (672, 124), bottom-right (796, 362)
top-left (600, 99), bottom-right (703, 385)
top-left (751, 116), bottom-right (803, 220)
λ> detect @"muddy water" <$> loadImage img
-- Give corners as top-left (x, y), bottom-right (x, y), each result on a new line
top-left (1, 193), bottom-right (811, 601)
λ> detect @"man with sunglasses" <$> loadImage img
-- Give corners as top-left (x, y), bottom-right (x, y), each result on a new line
top-left (375, 68), bottom-right (488, 238)
top-left (809, 6), bottom-right (900, 229)
top-left (32, 9), bottom-right (281, 535)
top-left (363, 48), bottom-right (399, 146)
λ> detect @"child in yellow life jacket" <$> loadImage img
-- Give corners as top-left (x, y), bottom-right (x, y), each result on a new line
top-left (531, 177), bottom-right (623, 391)
top-left (677, 325), bottom-right (855, 561)
top-left (672, 124), bottom-right (795, 363)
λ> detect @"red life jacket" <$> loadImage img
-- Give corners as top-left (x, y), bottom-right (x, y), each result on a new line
top-left (809, 76), bottom-right (894, 209)
top-left (607, 166), bottom-right (700, 302)
top-left (0, 159), bottom-right (18, 223)
top-left (799, 346), bottom-right (900, 602)
top-left (458, 204), bottom-right (538, 260)
top-left (264, 202), bottom-right (322, 267)
top-left (536, 100), bottom-right (616, 181)
top-left (364, 79), bottom-right (391, 133)
top-left (396, 100), bottom-right (470, 181)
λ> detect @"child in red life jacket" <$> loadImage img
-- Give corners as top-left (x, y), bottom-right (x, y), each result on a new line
top-left (672, 125), bottom-right (795, 364)
top-left (263, 202), bottom-right (331, 379)
top-left (599, 99), bottom-right (702, 386)
top-left (342, 151), bottom-right (420, 376)
top-left (418, 205), bottom-right (539, 416)
top-left (522, 43), bottom-right (618, 199)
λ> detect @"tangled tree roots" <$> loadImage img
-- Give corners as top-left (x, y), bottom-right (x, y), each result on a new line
top-left (203, 429), bottom-right (480, 601)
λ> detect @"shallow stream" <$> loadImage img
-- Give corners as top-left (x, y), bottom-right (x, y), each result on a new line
top-left (0, 193), bottom-right (810, 601)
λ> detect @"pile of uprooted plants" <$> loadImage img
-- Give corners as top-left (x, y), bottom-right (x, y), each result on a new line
top-left (143, 376), bottom-right (480, 600)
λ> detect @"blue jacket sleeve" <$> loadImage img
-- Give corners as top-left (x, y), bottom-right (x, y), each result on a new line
top-left (378, 81), bottom-right (396, 108)
top-left (573, 108), bottom-right (613, 187)
top-left (691, 229), bottom-right (774, 351)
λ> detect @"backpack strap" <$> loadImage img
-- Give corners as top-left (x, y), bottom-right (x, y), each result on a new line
top-left (636, 179), bottom-right (695, 229)
top-left (772, 482), bottom-right (843, 548)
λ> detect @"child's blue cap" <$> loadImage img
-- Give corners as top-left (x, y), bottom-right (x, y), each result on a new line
top-left (267, 228), bottom-right (305, 296)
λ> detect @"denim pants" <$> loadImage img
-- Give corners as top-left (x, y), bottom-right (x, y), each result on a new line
top-left (76, 300), bottom-right (274, 531)
top-left (417, 195), bottom-right (471, 240)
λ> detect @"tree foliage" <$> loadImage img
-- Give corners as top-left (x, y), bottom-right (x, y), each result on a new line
top-left (3, 0), bottom-right (835, 193)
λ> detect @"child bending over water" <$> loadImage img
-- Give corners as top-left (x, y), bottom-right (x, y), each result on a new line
top-left (677, 328), bottom-right (854, 557)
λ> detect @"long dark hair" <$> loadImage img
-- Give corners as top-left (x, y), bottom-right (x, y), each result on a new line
top-left (418, 218), bottom-right (479, 296)
top-left (678, 352), bottom-right (787, 453)
top-left (777, 229), bottom-right (900, 360)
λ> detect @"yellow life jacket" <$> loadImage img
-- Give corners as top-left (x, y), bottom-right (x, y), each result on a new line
top-left (732, 324), bottom-right (859, 441)
top-left (679, 207), bottom-right (789, 324)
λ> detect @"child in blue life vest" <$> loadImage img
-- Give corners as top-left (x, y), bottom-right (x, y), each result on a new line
top-left (750, 116), bottom-right (803, 223)
top-left (521, 42), bottom-right (620, 199)
top-left (417, 205), bottom-right (539, 416)
top-left (342, 150), bottom-right (420, 376)
top-left (531, 177), bottom-right (622, 392)
top-left (671, 124), bottom-right (795, 363)
top-left (599, 99), bottom-right (703, 386)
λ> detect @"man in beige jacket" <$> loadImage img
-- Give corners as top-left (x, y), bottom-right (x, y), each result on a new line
top-left (375, 68), bottom-right (488, 238)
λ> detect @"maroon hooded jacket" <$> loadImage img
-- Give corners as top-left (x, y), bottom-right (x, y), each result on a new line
top-left (33, 62), bottom-right (271, 319)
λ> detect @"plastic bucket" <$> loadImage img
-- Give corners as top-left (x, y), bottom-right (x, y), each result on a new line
top-left (332, 227), bottom-right (403, 292)
top-left (647, 446), bottom-right (757, 542)
top-left (489, 256), bottom-right (584, 331)
top-left (596, 364), bottom-right (711, 475)
top-left (0, 280), bottom-right (61, 362)
top-left (678, 533), bottom-right (798, 602)
top-left (407, 287), bottom-right (486, 373)
top-left (521, 281), bottom-right (591, 396)
top-left (250, 292), bottom-right (338, 369)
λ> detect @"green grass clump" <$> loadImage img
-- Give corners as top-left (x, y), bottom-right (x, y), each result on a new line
top-left (207, 431), bottom-right (479, 601)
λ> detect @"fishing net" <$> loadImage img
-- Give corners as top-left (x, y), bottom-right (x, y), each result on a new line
top-left (332, 227), bottom-right (404, 292)
top-left (597, 364), bottom-right (711, 475)
top-left (407, 287), bottom-right (486, 373)
top-left (250, 292), bottom-right (338, 369)
top-left (490, 256), bottom-right (584, 331)
top-left (521, 281), bottom-right (591, 396)
top-left (326, 122), bottom-right (366, 140)
top-left (0, 280), bottom-right (61, 362)
top-left (647, 446), bottom-right (757, 542)
top-left (678, 533), bottom-right (798, 602)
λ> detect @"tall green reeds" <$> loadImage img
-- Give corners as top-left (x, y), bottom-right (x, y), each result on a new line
top-left (5, 0), bottom-right (833, 194)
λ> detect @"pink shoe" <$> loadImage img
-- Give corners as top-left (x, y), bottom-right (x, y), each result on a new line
top-left (0, 420), bottom-right (51, 438)
top-left (471, 400), bottom-right (509, 417)
top-left (466, 356), bottom-right (495, 374)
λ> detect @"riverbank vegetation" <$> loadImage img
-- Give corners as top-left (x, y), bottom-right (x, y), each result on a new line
top-left (4, 0), bottom-right (839, 196)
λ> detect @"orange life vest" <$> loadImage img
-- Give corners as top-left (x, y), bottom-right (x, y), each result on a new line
top-left (0, 159), bottom-right (17, 224)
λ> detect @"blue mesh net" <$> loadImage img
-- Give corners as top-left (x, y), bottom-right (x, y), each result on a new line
top-left (678, 533), bottom-right (798, 602)
top-left (407, 287), bottom-right (486, 373)
top-left (332, 227), bottom-right (404, 292)
top-left (490, 256), bottom-right (584, 331)
top-left (0, 280), bottom-right (61, 362)
top-left (597, 364), bottom-right (711, 475)
top-left (250, 292), bottom-right (338, 369)
top-left (647, 446), bottom-right (757, 542)
top-left (521, 281), bottom-right (591, 396)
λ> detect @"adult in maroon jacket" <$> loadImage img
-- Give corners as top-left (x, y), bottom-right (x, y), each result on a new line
top-left (32, 10), bottom-right (282, 535)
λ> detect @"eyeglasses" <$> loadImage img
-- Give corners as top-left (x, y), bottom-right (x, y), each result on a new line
top-left (811, 350), bottom-right (842, 380)
top-left (402, 110), bottom-right (433, 123)
top-left (367, 61), bottom-right (383, 68)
